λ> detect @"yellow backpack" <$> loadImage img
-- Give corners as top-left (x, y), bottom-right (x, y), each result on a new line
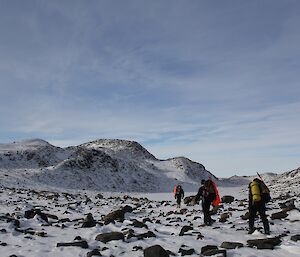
top-left (250, 180), bottom-right (261, 202)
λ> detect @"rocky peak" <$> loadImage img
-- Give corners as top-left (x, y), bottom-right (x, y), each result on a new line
top-left (81, 139), bottom-right (157, 160)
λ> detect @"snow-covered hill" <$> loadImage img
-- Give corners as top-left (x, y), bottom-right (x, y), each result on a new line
top-left (0, 139), bottom-right (215, 192)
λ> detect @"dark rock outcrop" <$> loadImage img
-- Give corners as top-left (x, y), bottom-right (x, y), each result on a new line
top-left (220, 241), bottom-right (243, 249)
top-left (95, 232), bottom-right (124, 243)
top-left (247, 237), bottom-right (281, 249)
top-left (221, 196), bottom-right (235, 204)
top-left (56, 240), bottom-right (89, 248)
top-left (144, 245), bottom-right (169, 257)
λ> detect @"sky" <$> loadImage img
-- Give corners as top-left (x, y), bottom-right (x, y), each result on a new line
top-left (0, 0), bottom-right (299, 177)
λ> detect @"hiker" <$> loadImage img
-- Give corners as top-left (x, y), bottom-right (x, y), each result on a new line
top-left (248, 178), bottom-right (270, 234)
top-left (195, 179), bottom-right (220, 225)
top-left (174, 185), bottom-right (184, 208)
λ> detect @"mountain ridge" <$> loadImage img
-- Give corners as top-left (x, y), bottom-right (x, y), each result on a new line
top-left (0, 138), bottom-right (215, 192)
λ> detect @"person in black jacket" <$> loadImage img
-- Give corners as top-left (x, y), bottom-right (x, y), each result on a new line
top-left (174, 185), bottom-right (185, 208)
top-left (195, 179), bottom-right (216, 225)
top-left (248, 178), bottom-right (270, 234)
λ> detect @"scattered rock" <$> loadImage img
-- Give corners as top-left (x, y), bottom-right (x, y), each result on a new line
top-left (87, 249), bottom-right (102, 257)
top-left (136, 231), bottom-right (156, 240)
top-left (220, 241), bottom-right (243, 249)
top-left (131, 219), bottom-right (148, 229)
top-left (219, 213), bottom-right (230, 223)
top-left (183, 196), bottom-right (198, 206)
top-left (291, 235), bottom-right (300, 242)
top-left (56, 240), bottom-right (89, 249)
top-left (103, 205), bottom-right (133, 225)
top-left (179, 225), bottom-right (193, 236)
top-left (95, 232), bottom-right (124, 243)
top-left (271, 211), bottom-right (288, 220)
top-left (247, 237), bottom-right (281, 249)
top-left (241, 212), bottom-right (249, 220)
top-left (144, 245), bottom-right (169, 257)
top-left (221, 195), bottom-right (235, 204)
top-left (178, 247), bottom-right (195, 256)
top-left (201, 245), bottom-right (218, 255)
top-left (82, 213), bottom-right (96, 228)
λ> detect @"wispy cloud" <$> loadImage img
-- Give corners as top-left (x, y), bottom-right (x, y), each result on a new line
top-left (0, 1), bottom-right (299, 176)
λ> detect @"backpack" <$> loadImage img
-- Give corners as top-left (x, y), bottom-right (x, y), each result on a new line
top-left (212, 181), bottom-right (220, 207)
top-left (250, 180), bottom-right (261, 202)
top-left (250, 179), bottom-right (271, 203)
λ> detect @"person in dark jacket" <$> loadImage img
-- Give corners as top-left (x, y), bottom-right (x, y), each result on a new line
top-left (248, 178), bottom-right (270, 234)
top-left (174, 185), bottom-right (185, 208)
top-left (195, 179), bottom-right (216, 225)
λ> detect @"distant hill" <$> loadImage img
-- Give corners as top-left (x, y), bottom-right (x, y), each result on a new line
top-left (0, 139), bottom-right (216, 192)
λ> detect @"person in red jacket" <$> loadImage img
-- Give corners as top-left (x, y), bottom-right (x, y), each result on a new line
top-left (195, 179), bottom-right (217, 225)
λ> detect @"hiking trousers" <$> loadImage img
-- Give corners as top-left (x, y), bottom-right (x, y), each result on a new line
top-left (202, 194), bottom-right (215, 224)
top-left (249, 202), bottom-right (270, 233)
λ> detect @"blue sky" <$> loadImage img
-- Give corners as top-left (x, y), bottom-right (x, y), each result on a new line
top-left (0, 0), bottom-right (299, 177)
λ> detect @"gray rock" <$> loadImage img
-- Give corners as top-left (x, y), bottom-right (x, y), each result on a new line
top-left (179, 225), bottom-right (193, 236)
top-left (219, 213), bottom-right (230, 223)
top-left (56, 240), bottom-right (89, 249)
top-left (183, 196), bottom-right (198, 206)
top-left (178, 247), bottom-right (195, 256)
top-left (103, 205), bottom-right (133, 225)
top-left (201, 245), bottom-right (218, 254)
top-left (131, 219), bottom-right (148, 229)
top-left (271, 211), bottom-right (288, 220)
top-left (201, 245), bottom-right (227, 256)
top-left (291, 234), bottom-right (300, 242)
top-left (136, 231), bottom-right (156, 240)
top-left (87, 249), bottom-right (102, 257)
top-left (221, 196), bottom-right (235, 204)
top-left (144, 245), bottom-right (169, 257)
top-left (95, 232), bottom-right (124, 243)
top-left (241, 212), bottom-right (249, 220)
top-left (247, 237), bottom-right (281, 249)
top-left (220, 241), bottom-right (243, 249)
top-left (82, 213), bottom-right (96, 228)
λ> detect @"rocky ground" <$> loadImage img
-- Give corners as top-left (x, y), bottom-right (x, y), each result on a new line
top-left (0, 185), bottom-right (299, 257)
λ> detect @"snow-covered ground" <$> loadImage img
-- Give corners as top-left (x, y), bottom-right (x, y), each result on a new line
top-left (0, 183), bottom-right (299, 257)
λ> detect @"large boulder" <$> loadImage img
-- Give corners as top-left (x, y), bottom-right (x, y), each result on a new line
top-left (271, 211), bottom-right (288, 220)
top-left (144, 245), bottom-right (169, 257)
top-left (247, 237), bottom-right (281, 249)
top-left (103, 205), bottom-right (133, 225)
top-left (220, 241), bottom-right (243, 249)
top-left (95, 232), bottom-right (124, 243)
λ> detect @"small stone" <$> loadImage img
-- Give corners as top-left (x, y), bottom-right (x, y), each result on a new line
top-left (178, 247), bottom-right (195, 256)
top-left (291, 235), bottom-right (300, 242)
top-left (56, 240), bottom-right (89, 249)
top-left (221, 195), bottom-right (235, 204)
top-left (87, 249), bottom-right (102, 257)
top-left (179, 225), bottom-right (193, 236)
